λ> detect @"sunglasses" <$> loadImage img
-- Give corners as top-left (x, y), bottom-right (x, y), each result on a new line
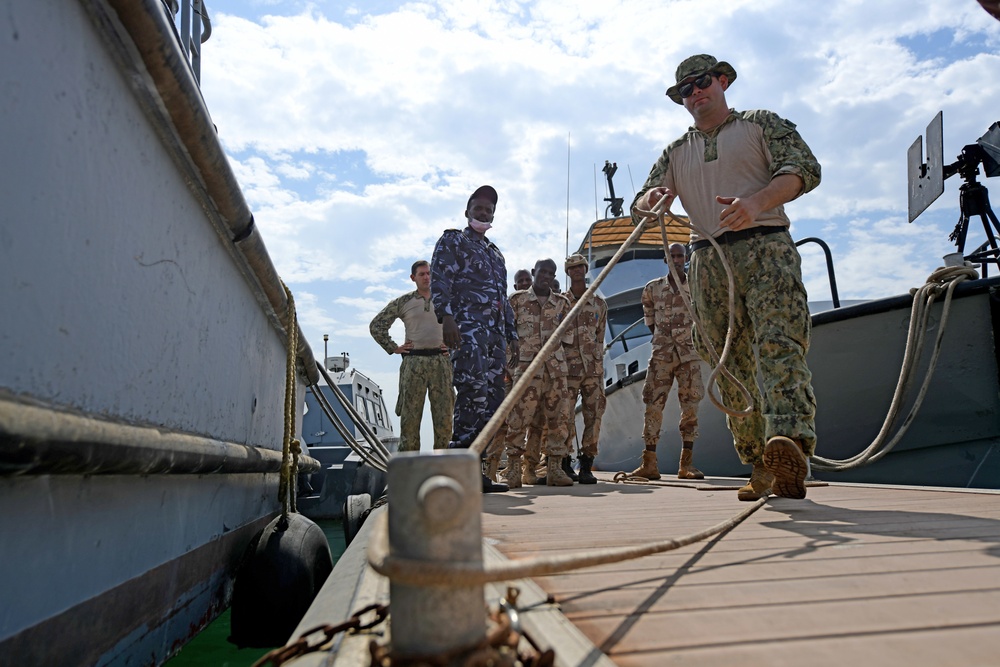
top-left (677, 72), bottom-right (715, 99)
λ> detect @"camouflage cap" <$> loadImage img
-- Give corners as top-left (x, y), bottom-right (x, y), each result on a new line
top-left (665, 54), bottom-right (737, 104)
top-left (565, 253), bottom-right (589, 270)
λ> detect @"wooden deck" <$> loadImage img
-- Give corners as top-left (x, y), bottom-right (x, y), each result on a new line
top-left (481, 474), bottom-right (1000, 667)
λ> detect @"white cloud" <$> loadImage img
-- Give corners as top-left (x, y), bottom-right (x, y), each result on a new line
top-left (197, 0), bottom-right (1000, 447)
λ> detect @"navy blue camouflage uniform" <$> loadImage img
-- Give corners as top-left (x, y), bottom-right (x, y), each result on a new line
top-left (431, 227), bottom-right (517, 448)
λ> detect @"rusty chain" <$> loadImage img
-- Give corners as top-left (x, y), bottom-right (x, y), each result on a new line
top-left (251, 603), bottom-right (389, 667)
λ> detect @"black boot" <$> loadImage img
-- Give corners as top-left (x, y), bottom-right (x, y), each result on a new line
top-left (562, 454), bottom-right (579, 482)
top-left (482, 473), bottom-right (510, 493)
top-left (578, 454), bottom-right (597, 484)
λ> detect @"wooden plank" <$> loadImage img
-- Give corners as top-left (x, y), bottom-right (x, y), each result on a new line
top-left (481, 479), bottom-right (1000, 666)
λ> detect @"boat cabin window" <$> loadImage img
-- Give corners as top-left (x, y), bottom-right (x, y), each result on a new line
top-left (607, 304), bottom-right (651, 354)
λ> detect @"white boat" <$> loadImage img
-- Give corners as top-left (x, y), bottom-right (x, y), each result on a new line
top-left (580, 146), bottom-right (1000, 489)
top-left (0, 0), bottom-right (321, 663)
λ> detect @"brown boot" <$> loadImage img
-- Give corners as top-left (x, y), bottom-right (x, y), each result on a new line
top-left (485, 457), bottom-right (500, 483)
top-left (503, 456), bottom-right (523, 489)
top-left (677, 447), bottom-right (704, 479)
top-left (521, 460), bottom-right (539, 485)
top-left (546, 456), bottom-right (573, 486)
top-left (737, 466), bottom-right (774, 501)
top-left (763, 436), bottom-right (808, 499)
top-left (629, 450), bottom-right (661, 480)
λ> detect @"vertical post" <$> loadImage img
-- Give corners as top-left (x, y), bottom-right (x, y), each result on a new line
top-left (387, 450), bottom-right (485, 659)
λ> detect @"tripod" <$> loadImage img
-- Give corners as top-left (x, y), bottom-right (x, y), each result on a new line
top-left (946, 143), bottom-right (1000, 277)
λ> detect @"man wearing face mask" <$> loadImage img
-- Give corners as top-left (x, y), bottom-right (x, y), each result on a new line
top-left (431, 185), bottom-right (519, 493)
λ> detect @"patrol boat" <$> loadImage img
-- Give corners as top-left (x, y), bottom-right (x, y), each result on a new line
top-left (298, 351), bottom-right (399, 521)
top-left (0, 1), bottom-right (323, 664)
top-left (577, 144), bottom-right (1000, 489)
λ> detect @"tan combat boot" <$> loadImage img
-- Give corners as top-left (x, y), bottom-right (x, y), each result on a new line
top-left (521, 461), bottom-right (539, 485)
top-left (485, 457), bottom-right (500, 483)
top-left (546, 456), bottom-right (574, 486)
top-left (763, 436), bottom-right (809, 499)
top-left (629, 450), bottom-right (661, 480)
top-left (503, 456), bottom-right (523, 489)
top-left (677, 448), bottom-right (704, 479)
top-left (737, 466), bottom-right (775, 501)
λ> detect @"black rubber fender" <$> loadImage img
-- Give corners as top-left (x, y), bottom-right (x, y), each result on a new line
top-left (342, 493), bottom-right (371, 547)
top-left (229, 513), bottom-right (333, 648)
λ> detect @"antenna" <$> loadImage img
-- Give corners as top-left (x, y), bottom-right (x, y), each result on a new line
top-left (566, 132), bottom-right (571, 265)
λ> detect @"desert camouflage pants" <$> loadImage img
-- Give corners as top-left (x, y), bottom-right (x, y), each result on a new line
top-left (689, 230), bottom-right (817, 465)
top-left (396, 354), bottom-right (454, 452)
top-left (641, 354), bottom-right (703, 446)
top-left (566, 374), bottom-right (606, 457)
top-left (503, 369), bottom-right (569, 459)
top-left (483, 375), bottom-right (513, 469)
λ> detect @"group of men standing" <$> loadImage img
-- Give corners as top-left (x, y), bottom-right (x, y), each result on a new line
top-left (371, 185), bottom-right (608, 493)
top-left (370, 51), bottom-right (820, 502)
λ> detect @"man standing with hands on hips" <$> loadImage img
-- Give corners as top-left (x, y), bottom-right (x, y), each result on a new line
top-left (369, 260), bottom-right (453, 453)
top-left (631, 55), bottom-right (821, 501)
top-left (431, 185), bottom-right (518, 493)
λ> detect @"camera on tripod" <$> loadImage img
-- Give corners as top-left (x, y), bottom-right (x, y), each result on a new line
top-left (908, 112), bottom-right (1000, 275)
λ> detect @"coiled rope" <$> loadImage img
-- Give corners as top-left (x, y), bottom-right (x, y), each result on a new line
top-left (811, 264), bottom-right (979, 471)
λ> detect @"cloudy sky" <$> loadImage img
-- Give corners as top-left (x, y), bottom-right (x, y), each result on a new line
top-left (192, 0), bottom-right (999, 449)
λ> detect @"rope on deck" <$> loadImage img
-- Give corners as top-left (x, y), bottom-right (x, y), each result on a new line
top-left (368, 496), bottom-right (766, 586)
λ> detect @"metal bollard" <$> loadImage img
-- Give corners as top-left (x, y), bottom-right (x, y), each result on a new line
top-left (387, 449), bottom-right (485, 659)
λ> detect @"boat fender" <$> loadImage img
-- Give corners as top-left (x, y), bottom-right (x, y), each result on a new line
top-left (229, 513), bottom-right (333, 648)
top-left (343, 493), bottom-right (372, 547)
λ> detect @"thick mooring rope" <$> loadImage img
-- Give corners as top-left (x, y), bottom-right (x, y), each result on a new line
top-left (278, 281), bottom-right (300, 519)
top-left (811, 264), bottom-right (979, 471)
top-left (368, 496), bottom-right (766, 586)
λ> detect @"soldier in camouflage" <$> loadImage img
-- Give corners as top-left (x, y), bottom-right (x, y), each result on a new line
top-left (631, 244), bottom-right (705, 481)
top-left (502, 258), bottom-right (574, 488)
top-left (369, 260), bottom-right (453, 453)
top-left (631, 54), bottom-right (821, 501)
top-left (561, 253), bottom-right (607, 485)
top-left (431, 185), bottom-right (518, 493)
top-left (483, 269), bottom-right (533, 483)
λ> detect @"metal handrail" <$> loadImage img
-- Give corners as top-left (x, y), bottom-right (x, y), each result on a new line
top-left (605, 317), bottom-right (646, 352)
top-left (795, 236), bottom-right (841, 308)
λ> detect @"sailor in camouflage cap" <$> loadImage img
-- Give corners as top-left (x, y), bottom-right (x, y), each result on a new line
top-left (631, 54), bottom-right (822, 503)
top-left (665, 54), bottom-right (737, 104)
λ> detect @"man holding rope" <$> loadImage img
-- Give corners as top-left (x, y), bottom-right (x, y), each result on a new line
top-left (631, 54), bottom-right (821, 501)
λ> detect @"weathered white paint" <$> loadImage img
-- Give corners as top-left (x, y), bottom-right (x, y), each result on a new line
top-left (0, 0), bottom-right (290, 449)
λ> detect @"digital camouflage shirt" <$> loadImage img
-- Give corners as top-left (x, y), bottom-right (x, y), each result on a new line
top-left (430, 227), bottom-right (516, 342)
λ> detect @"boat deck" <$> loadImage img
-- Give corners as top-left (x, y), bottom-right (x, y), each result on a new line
top-left (481, 473), bottom-right (1000, 667)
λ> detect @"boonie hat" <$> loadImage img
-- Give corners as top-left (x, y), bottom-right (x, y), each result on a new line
top-left (666, 54), bottom-right (737, 104)
top-left (466, 185), bottom-right (498, 211)
top-left (565, 254), bottom-right (589, 270)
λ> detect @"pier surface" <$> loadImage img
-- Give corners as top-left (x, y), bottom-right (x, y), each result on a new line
top-left (481, 474), bottom-right (1000, 667)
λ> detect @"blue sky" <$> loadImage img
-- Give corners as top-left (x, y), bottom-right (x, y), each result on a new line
top-left (191, 0), bottom-right (1000, 449)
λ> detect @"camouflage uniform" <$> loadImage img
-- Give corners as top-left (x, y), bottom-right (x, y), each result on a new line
top-left (431, 227), bottom-right (516, 449)
top-left (562, 289), bottom-right (608, 458)
top-left (369, 291), bottom-right (454, 451)
top-left (640, 276), bottom-right (704, 447)
top-left (632, 108), bottom-right (821, 465)
top-left (504, 289), bottom-right (572, 459)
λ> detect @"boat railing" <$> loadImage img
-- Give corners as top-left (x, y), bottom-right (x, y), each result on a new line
top-left (795, 236), bottom-right (841, 308)
top-left (605, 317), bottom-right (645, 353)
top-left (164, 0), bottom-right (212, 84)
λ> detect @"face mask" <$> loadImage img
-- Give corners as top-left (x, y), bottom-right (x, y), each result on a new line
top-left (468, 216), bottom-right (492, 233)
